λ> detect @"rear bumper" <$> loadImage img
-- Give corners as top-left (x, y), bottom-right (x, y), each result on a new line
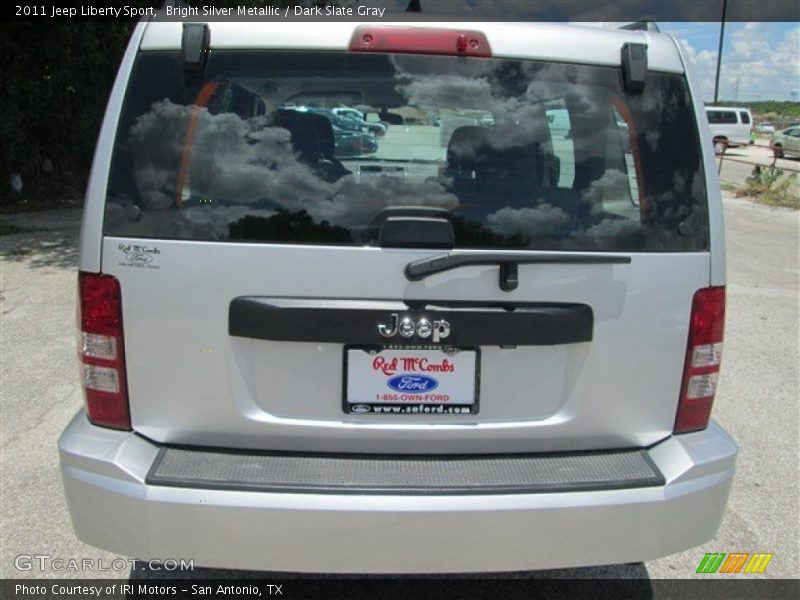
top-left (59, 411), bottom-right (737, 573)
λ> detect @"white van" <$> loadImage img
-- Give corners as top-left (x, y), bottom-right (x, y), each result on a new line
top-left (60, 19), bottom-right (736, 573)
top-left (706, 106), bottom-right (753, 154)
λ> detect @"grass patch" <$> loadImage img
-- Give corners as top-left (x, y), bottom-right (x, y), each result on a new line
top-left (720, 181), bottom-right (737, 192)
top-left (737, 166), bottom-right (799, 210)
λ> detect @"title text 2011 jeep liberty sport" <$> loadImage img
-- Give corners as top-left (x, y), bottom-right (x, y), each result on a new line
top-left (59, 19), bottom-right (736, 573)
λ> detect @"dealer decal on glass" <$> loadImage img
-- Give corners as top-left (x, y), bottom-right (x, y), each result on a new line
top-left (344, 346), bottom-right (479, 415)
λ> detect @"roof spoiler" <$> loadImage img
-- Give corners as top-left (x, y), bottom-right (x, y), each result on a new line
top-left (619, 21), bottom-right (661, 33)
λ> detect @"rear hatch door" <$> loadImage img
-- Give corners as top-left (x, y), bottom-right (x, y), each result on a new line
top-left (101, 28), bottom-right (711, 453)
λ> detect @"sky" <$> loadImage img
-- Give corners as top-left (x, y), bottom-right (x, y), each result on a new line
top-left (661, 22), bottom-right (800, 102)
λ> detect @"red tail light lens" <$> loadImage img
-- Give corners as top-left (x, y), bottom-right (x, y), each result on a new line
top-left (78, 272), bottom-right (130, 430)
top-left (674, 287), bottom-right (726, 434)
top-left (349, 26), bottom-right (492, 57)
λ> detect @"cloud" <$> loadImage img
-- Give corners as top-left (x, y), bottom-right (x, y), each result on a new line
top-left (125, 100), bottom-right (459, 235)
top-left (397, 75), bottom-right (494, 110)
top-left (669, 23), bottom-right (800, 101)
top-left (579, 217), bottom-right (641, 240)
top-left (329, 176), bottom-right (459, 227)
top-left (392, 61), bottom-right (608, 156)
top-left (486, 205), bottom-right (570, 235)
top-left (579, 169), bottom-right (632, 212)
top-left (128, 100), bottom-right (328, 211)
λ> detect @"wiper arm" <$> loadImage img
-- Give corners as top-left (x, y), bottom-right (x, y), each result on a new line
top-left (405, 252), bottom-right (632, 292)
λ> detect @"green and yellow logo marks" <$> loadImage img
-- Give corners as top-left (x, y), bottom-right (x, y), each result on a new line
top-left (696, 552), bottom-right (773, 574)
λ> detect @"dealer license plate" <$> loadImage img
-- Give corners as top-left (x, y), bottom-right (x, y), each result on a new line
top-left (344, 346), bottom-right (479, 415)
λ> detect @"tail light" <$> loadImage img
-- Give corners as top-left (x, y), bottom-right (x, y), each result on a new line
top-left (674, 287), bottom-right (725, 434)
top-left (349, 26), bottom-right (491, 57)
top-left (77, 272), bottom-right (130, 430)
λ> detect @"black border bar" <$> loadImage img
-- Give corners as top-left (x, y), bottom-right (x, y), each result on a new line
top-left (5, 1), bottom-right (800, 22)
top-left (2, 578), bottom-right (799, 599)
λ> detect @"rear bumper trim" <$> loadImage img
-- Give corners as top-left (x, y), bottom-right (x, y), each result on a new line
top-left (59, 411), bottom-right (737, 573)
top-left (145, 445), bottom-right (664, 495)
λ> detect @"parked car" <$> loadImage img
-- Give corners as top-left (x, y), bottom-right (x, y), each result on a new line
top-left (331, 106), bottom-right (365, 121)
top-left (289, 106), bottom-right (365, 132)
top-left (357, 118), bottom-right (387, 137)
top-left (770, 126), bottom-right (800, 158)
top-left (705, 106), bottom-right (753, 154)
top-left (327, 106), bottom-right (387, 136)
top-left (332, 125), bottom-right (378, 157)
top-left (333, 106), bottom-right (390, 134)
top-left (755, 122), bottom-right (775, 134)
top-left (61, 20), bottom-right (735, 574)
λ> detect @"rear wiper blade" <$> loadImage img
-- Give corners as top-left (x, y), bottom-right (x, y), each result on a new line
top-left (405, 252), bottom-right (632, 292)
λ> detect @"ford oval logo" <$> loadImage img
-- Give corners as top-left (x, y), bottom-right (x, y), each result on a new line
top-left (387, 374), bottom-right (439, 392)
top-left (351, 404), bottom-right (371, 414)
top-left (129, 254), bottom-right (153, 265)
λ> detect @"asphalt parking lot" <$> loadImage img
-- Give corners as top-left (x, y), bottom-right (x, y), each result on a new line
top-left (0, 194), bottom-right (798, 581)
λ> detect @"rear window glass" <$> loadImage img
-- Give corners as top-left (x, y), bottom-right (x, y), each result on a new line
top-left (706, 110), bottom-right (738, 125)
top-left (105, 51), bottom-right (708, 251)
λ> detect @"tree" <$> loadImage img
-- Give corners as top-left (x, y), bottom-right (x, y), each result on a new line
top-left (0, 22), bottom-right (134, 205)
